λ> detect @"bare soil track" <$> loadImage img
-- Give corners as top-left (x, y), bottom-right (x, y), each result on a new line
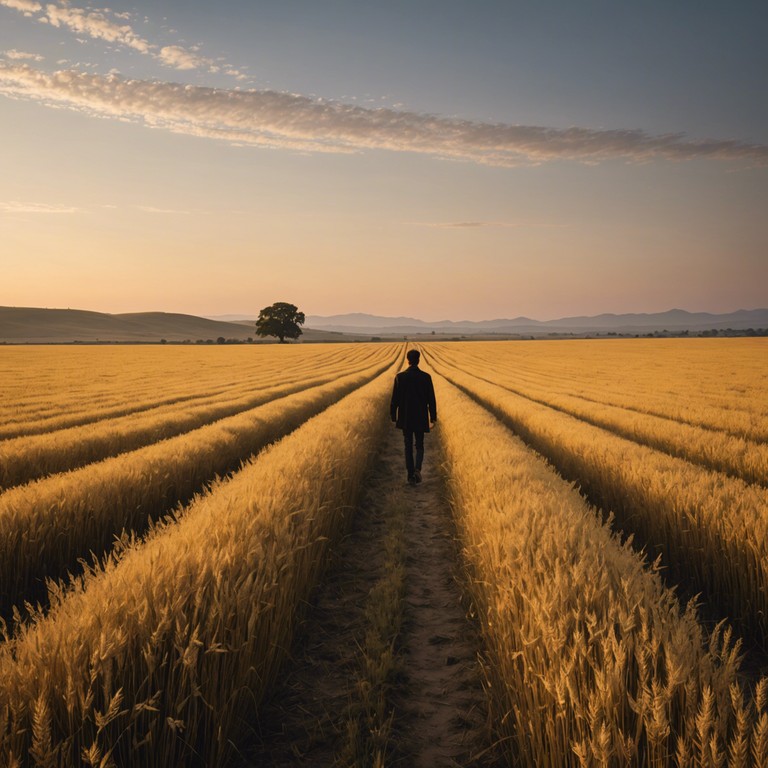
top-left (247, 424), bottom-right (493, 767)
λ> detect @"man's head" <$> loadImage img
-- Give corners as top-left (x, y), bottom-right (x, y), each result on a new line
top-left (407, 349), bottom-right (420, 366)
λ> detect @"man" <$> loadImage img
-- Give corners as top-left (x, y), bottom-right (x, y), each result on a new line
top-left (390, 348), bottom-right (437, 485)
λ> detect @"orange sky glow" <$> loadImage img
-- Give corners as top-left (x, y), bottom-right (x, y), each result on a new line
top-left (1, 1), bottom-right (766, 321)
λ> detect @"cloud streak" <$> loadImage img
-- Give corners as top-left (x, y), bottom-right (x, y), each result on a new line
top-left (137, 205), bottom-right (191, 215)
top-left (42, 3), bottom-right (151, 54)
top-left (0, 200), bottom-right (81, 213)
top-left (1, 0), bottom-right (40, 14)
top-left (419, 221), bottom-right (519, 229)
top-left (3, 49), bottom-right (44, 61)
top-left (1, 62), bottom-right (767, 168)
top-left (157, 45), bottom-right (206, 72)
top-left (0, 0), bottom-right (245, 77)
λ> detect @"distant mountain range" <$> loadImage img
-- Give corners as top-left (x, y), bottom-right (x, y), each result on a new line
top-left (300, 308), bottom-right (768, 336)
top-left (1, 306), bottom-right (766, 343)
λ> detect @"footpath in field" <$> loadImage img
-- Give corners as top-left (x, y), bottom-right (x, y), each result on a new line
top-left (248, 423), bottom-right (491, 767)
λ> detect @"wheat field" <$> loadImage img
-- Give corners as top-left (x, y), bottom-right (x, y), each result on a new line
top-left (0, 339), bottom-right (765, 767)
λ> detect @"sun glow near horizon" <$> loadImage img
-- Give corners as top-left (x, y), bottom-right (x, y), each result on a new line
top-left (1, 0), bottom-right (766, 320)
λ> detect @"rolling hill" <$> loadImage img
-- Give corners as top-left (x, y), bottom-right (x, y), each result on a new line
top-left (2, 306), bottom-right (766, 343)
top-left (0, 307), bottom-right (348, 343)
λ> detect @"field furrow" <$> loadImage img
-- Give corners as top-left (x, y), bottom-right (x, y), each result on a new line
top-left (0, 344), bottom-right (358, 433)
top-left (0, 360), bottom-right (292, 440)
top-left (424, 348), bottom-right (768, 644)
top-left (1, 338), bottom-right (763, 768)
top-left (250, 422), bottom-right (488, 768)
top-left (431, 363), bottom-right (768, 767)
top-left (0, 345), bottom-right (394, 489)
top-left (434, 339), bottom-right (768, 442)
top-left (0, 389), bottom-right (213, 439)
top-left (0, 355), bottom-right (399, 768)
top-left (430, 352), bottom-right (768, 486)
top-left (0, 353), bottom-right (397, 621)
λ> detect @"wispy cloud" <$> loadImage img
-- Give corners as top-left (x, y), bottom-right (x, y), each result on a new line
top-left (3, 48), bottom-right (44, 61)
top-left (414, 220), bottom-right (572, 230)
top-left (0, 0), bottom-right (40, 15)
top-left (0, 200), bottom-right (82, 213)
top-left (418, 221), bottom-right (519, 229)
top-left (41, 3), bottom-right (151, 54)
top-left (0, 0), bottom-right (246, 77)
top-left (136, 205), bottom-right (191, 215)
top-left (1, 62), bottom-right (767, 168)
top-left (157, 45), bottom-right (206, 72)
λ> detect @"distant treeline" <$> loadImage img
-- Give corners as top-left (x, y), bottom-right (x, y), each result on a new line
top-left (1, 327), bottom-right (767, 345)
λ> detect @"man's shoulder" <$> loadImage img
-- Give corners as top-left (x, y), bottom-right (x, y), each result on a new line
top-left (397, 365), bottom-right (432, 381)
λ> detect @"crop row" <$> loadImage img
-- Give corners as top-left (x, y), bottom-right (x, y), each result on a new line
top-left (424, 348), bottom-right (768, 644)
top-left (0, 353), bottom-right (397, 622)
top-left (0, 344), bottom-right (395, 489)
top-left (429, 344), bottom-right (768, 486)
top-left (0, 344), bottom-right (360, 436)
top-left (432, 340), bottom-right (768, 442)
top-left (0, 346), bottom-right (270, 424)
top-left (0, 356), bottom-right (399, 767)
top-left (433, 366), bottom-right (768, 767)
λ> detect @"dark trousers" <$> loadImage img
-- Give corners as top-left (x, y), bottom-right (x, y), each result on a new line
top-left (403, 430), bottom-right (425, 476)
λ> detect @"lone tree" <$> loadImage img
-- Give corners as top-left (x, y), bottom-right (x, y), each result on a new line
top-left (255, 301), bottom-right (305, 343)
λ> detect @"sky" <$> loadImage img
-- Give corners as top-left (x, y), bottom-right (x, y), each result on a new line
top-left (1, 0), bottom-right (766, 322)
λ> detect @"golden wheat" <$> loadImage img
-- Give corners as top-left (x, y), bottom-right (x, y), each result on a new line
top-left (0, 343), bottom-right (364, 437)
top-left (3, 337), bottom-right (764, 767)
top-left (428, 341), bottom-right (768, 485)
top-left (431, 364), bottom-right (766, 767)
top-left (0, 344), bottom-right (394, 488)
top-left (0, 353), bottom-right (396, 620)
top-left (0, 355), bottom-right (401, 767)
top-left (425, 345), bottom-right (768, 643)
top-left (432, 339), bottom-right (768, 441)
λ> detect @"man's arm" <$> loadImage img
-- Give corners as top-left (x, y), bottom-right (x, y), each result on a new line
top-left (390, 376), bottom-right (400, 422)
top-left (426, 374), bottom-right (437, 423)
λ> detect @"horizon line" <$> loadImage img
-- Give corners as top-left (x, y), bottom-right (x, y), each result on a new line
top-left (3, 303), bottom-right (767, 326)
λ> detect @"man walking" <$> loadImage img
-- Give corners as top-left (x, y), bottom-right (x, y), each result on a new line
top-left (390, 348), bottom-right (437, 485)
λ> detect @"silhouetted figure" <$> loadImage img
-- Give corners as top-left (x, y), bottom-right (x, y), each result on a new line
top-left (390, 349), bottom-right (437, 485)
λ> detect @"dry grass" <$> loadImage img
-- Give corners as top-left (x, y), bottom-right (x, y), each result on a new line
top-left (0, 356), bottom-right (401, 767)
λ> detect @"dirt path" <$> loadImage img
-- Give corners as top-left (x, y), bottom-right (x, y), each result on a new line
top-left (246, 423), bottom-right (491, 766)
top-left (393, 425), bottom-right (489, 767)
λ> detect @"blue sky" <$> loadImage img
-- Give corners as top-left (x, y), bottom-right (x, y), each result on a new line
top-left (1, 0), bottom-right (766, 320)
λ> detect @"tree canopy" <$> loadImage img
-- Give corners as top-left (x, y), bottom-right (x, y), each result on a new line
top-left (255, 302), bottom-right (305, 343)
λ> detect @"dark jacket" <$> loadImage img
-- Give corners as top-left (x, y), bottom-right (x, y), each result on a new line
top-left (390, 365), bottom-right (437, 432)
